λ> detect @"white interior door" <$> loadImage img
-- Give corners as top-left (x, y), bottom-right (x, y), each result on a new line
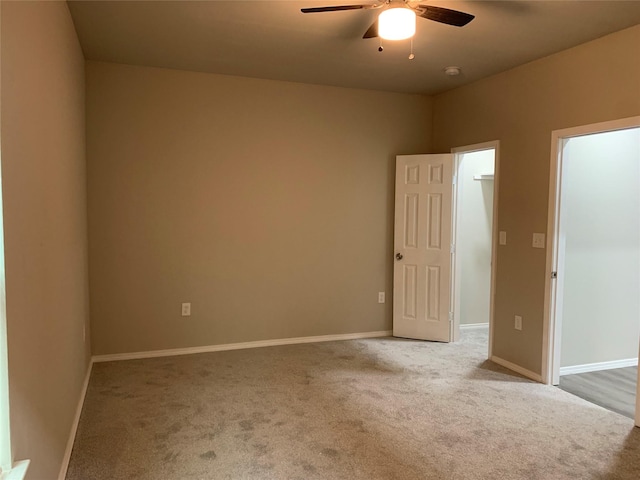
top-left (393, 154), bottom-right (453, 342)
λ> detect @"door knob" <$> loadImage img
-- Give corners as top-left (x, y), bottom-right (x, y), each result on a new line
top-left (396, 253), bottom-right (403, 260)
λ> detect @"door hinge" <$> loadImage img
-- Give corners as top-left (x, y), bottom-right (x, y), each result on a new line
top-left (452, 175), bottom-right (457, 185)
top-left (448, 312), bottom-right (454, 322)
top-left (450, 243), bottom-right (456, 254)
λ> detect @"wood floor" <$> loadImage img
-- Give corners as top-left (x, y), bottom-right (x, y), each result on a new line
top-left (558, 367), bottom-right (638, 419)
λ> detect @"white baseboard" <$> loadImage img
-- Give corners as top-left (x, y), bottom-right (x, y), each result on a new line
top-left (2, 460), bottom-right (30, 480)
top-left (92, 330), bottom-right (393, 363)
top-left (491, 355), bottom-right (543, 383)
top-left (58, 361), bottom-right (93, 480)
top-left (560, 358), bottom-right (638, 376)
top-left (460, 323), bottom-right (489, 331)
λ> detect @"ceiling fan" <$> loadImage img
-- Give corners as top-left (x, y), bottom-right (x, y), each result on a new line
top-left (301, 0), bottom-right (475, 40)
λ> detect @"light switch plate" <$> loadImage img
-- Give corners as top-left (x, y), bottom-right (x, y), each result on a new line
top-left (532, 233), bottom-right (545, 249)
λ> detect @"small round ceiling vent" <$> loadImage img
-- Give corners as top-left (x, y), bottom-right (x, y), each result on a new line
top-left (444, 66), bottom-right (462, 76)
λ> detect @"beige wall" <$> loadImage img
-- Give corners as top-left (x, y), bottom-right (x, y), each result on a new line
top-left (86, 61), bottom-right (432, 355)
top-left (432, 25), bottom-right (640, 374)
top-left (1, 2), bottom-right (90, 479)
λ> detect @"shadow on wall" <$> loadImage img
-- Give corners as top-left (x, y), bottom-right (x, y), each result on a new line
top-left (467, 359), bottom-right (533, 383)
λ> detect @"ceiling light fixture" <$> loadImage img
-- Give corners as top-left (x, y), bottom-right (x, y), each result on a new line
top-left (378, 6), bottom-right (416, 41)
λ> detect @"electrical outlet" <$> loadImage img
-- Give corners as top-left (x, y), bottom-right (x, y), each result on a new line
top-left (181, 302), bottom-right (191, 316)
top-left (378, 292), bottom-right (385, 304)
top-left (514, 315), bottom-right (523, 331)
top-left (499, 231), bottom-right (507, 245)
top-left (532, 233), bottom-right (545, 249)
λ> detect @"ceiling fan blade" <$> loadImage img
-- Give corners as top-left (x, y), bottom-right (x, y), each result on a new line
top-left (416, 5), bottom-right (475, 27)
top-left (363, 20), bottom-right (378, 39)
top-left (301, 5), bottom-right (377, 14)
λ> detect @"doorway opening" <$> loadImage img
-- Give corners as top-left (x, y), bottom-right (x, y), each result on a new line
top-left (543, 117), bottom-right (640, 426)
top-left (451, 142), bottom-right (499, 358)
top-left (391, 143), bottom-right (498, 350)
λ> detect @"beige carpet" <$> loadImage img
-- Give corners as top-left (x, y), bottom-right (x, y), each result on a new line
top-left (66, 329), bottom-right (640, 479)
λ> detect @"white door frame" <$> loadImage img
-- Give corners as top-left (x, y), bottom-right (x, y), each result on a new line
top-left (451, 141), bottom-right (500, 357)
top-left (542, 116), bottom-right (640, 426)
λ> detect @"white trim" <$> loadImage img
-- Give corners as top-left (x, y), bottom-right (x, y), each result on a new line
top-left (57, 362), bottom-right (93, 480)
top-left (93, 330), bottom-right (393, 363)
top-left (636, 343), bottom-right (640, 427)
top-left (450, 140), bottom-right (499, 359)
top-left (0, 460), bottom-right (29, 480)
top-left (542, 116), bottom-right (640, 386)
top-left (450, 152), bottom-right (461, 343)
top-left (451, 141), bottom-right (500, 155)
top-left (559, 358), bottom-right (638, 376)
top-left (545, 117), bottom-right (640, 143)
top-left (491, 355), bottom-right (543, 383)
top-left (543, 129), bottom-right (566, 386)
top-left (0, 2), bottom-right (12, 466)
top-left (460, 323), bottom-right (489, 331)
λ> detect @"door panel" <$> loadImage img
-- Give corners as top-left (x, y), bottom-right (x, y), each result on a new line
top-left (393, 154), bottom-right (453, 342)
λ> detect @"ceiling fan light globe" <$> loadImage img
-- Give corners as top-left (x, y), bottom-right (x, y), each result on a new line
top-left (378, 7), bottom-right (416, 41)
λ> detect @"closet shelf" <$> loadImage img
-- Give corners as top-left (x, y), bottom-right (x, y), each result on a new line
top-left (473, 174), bottom-right (494, 181)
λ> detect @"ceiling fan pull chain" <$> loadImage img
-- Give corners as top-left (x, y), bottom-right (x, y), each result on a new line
top-left (378, 37), bottom-right (384, 52)
top-left (409, 37), bottom-right (415, 60)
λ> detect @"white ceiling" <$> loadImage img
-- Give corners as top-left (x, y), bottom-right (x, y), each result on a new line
top-left (67, 1), bottom-right (640, 95)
